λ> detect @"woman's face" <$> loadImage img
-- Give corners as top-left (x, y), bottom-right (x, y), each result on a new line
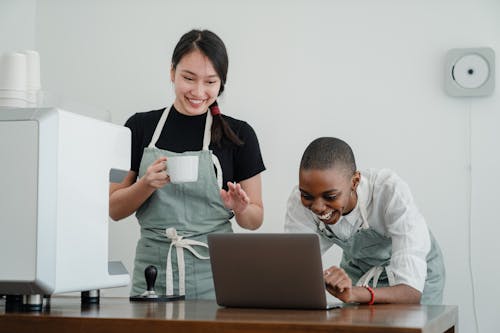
top-left (299, 167), bottom-right (359, 225)
top-left (171, 50), bottom-right (221, 116)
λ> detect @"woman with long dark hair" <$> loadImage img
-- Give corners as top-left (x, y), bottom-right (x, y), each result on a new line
top-left (110, 29), bottom-right (265, 299)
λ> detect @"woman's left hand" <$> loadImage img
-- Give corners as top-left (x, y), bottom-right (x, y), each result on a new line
top-left (220, 181), bottom-right (250, 214)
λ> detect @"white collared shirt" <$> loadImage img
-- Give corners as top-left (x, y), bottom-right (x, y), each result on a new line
top-left (285, 168), bottom-right (431, 292)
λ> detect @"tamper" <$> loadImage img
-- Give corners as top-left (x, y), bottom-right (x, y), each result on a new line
top-left (130, 265), bottom-right (185, 302)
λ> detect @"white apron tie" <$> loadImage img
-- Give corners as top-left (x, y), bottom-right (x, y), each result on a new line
top-left (355, 266), bottom-right (385, 288)
top-left (165, 227), bottom-right (209, 296)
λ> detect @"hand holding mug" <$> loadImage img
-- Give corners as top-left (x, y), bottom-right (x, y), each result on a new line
top-left (142, 157), bottom-right (169, 189)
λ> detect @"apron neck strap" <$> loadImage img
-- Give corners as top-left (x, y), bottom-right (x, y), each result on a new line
top-left (202, 110), bottom-right (212, 151)
top-left (148, 106), bottom-right (212, 151)
top-left (148, 107), bottom-right (169, 148)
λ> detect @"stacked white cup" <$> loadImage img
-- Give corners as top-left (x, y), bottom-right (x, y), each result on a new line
top-left (0, 50), bottom-right (41, 108)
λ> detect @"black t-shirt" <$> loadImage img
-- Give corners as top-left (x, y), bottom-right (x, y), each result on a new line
top-left (125, 106), bottom-right (265, 190)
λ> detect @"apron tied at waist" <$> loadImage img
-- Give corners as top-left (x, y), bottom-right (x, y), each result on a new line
top-left (165, 227), bottom-right (209, 296)
top-left (355, 266), bottom-right (385, 288)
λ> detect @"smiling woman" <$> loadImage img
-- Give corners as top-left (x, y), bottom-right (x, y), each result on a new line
top-left (285, 137), bottom-right (445, 306)
top-left (108, 29), bottom-right (265, 300)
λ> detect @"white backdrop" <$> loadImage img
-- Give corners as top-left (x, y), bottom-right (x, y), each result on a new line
top-left (3, 1), bottom-right (500, 332)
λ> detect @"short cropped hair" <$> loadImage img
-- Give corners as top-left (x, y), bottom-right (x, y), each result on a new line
top-left (300, 137), bottom-right (356, 175)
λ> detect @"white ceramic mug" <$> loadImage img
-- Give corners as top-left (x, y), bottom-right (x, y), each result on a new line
top-left (167, 155), bottom-right (199, 183)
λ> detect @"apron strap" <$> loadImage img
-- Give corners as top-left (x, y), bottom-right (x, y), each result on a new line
top-left (359, 202), bottom-right (370, 229)
top-left (148, 108), bottom-right (170, 148)
top-left (212, 154), bottom-right (223, 189)
top-left (148, 106), bottom-right (212, 152)
top-left (355, 266), bottom-right (384, 288)
top-left (202, 111), bottom-right (212, 151)
top-left (203, 111), bottom-right (223, 188)
top-left (165, 227), bottom-right (209, 296)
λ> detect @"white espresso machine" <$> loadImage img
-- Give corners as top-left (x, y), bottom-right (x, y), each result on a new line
top-left (0, 107), bottom-right (130, 310)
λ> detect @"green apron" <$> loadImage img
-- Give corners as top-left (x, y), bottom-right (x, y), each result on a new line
top-left (315, 201), bottom-right (445, 305)
top-left (131, 107), bottom-right (233, 299)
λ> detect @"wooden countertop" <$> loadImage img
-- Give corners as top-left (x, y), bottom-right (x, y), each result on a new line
top-left (0, 297), bottom-right (457, 333)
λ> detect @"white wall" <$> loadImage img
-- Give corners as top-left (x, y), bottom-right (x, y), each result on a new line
top-left (0, 0), bottom-right (36, 52)
top-left (3, 0), bottom-right (499, 332)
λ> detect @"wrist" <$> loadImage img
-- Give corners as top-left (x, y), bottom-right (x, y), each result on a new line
top-left (233, 204), bottom-right (249, 216)
top-left (363, 286), bottom-right (375, 305)
top-left (138, 177), bottom-right (158, 193)
top-left (233, 203), bottom-right (250, 216)
top-left (351, 286), bottom-right (375, 304)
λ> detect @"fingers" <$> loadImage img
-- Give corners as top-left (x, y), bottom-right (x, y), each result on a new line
top-left (155, 156), bottom-right (168, 165)
top-left (150, 157), bottom-right (168, 174)
top-left (227, 182), bottom-right (250, 203)
top-left (144, 157), bottom-right (169, 189)
top-left (221, 182), bottom-right (250, 213)
top-left (324, 267), bottom-right (350, 289)
top-left (324, 266), bottom-right (352, 298)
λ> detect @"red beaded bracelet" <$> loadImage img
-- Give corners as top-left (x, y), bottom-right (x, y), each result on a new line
top-left (364, 286), bottom-right (375, 305)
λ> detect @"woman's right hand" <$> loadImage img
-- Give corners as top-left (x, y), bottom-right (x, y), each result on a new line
top-left (324, 266), bottom-right (353, 303)
top-left (109, 157), bottom-right (170, 221)
top-left (140, 156), bottom-right (170, 189)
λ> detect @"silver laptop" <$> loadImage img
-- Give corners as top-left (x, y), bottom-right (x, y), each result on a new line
top-left (207, 233), bottom-right (345, 310)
